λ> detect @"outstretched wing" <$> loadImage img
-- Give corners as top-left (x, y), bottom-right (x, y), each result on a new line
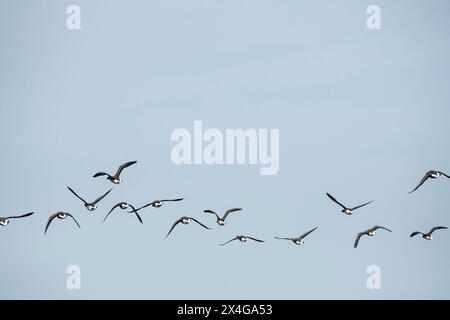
top-left (223, 208), bottom-right (243, 220)
top-left (274, 237), bottom-right (293, 241)
top-left (326, 193), bottom-right (347, 210)
top-left (190, 217), bottom-right (211, 230)
top-left (93, 172), bottom-right (110, 178)
top-left (410, 231), bottom-right (423, 238)
top-left (373, 225), bottom-right (392, 232)
top-left (102, 203), bottom-right (121, 223)
top-left (409, 172), bottom-right (432, 194)
top-left (204, 210), bottom-right (220, 219)
top-left (161, 198), bottom-right (184, 202)
top-left (129, 202), bottom-right (155, 213)
top-left (5, 212), bottom-right (34, 220)
top-left (351, 200), bottom-right (374, 211)
top-left (354, 232), bottom-right (365, 248)
top-left (220, 237), bottom-right (239, 246)
top-left (247, 236), bottom-right (264, 243)
top-left (66, 213), bottom-right (81, 229)
top-left (300, 227), bottom-right (318, 240)
top-left (430, 226), bottom-right (448, 234)
top-left (115, 161), bottom-right (137, 177)
top-left (165, 218), bottom-right (183, 239)
top-left (44, 213), bottom-right (59, 234)
top-left (93, 188), bottom-right (113, 205)
top-left (67, 186), bottom-right (87, 205)
top-left (128, 204), bottom-right (143, 224)
top-left (438, 171), bottom-right (450, 179)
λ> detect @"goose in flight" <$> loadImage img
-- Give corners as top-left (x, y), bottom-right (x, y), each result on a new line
top-left (165, 216), bottom-right (210, 239)
top-left (0, 212), bottom-right (34, 227)
top-left (220, 235), bottom-right (264, 246)
top-left (103, 202), bottom-right (142, 224)
top-left (93, 161), bottom-right (137, 184)
top-left (409, 170), bottom-right (450, 194)
top-left (410, 226), bottom-right (447, 240)
top-left (67, 186), bottom-right (113, 211)
top-left (204, 208), bottom-right (243, 226)
top-left (275, 227), bottom-right (318, 245)
top-left (128, 198), bottom-right (185, 213)
top-left (45, 212), bottom-right (80, 234)
top-left (326, 193), bottom-right (374, 215)
top-left (354, 225), bottom-right (392, 248)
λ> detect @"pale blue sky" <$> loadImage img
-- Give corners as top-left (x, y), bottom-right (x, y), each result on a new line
top-left (0, 0), bottom-right (449, 299)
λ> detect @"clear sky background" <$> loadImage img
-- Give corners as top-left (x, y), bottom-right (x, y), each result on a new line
top-left (0, 0), bottom-right (449, 299)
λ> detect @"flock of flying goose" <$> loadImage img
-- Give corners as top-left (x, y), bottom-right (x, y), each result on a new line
top-left (1, 162), bottom-right (449, 248)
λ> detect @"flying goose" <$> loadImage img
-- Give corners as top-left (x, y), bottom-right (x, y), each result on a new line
top-left (103, 202), bottom-right (142, 223)
top-left (128, 198), bottom-right (185, 213)
top-left (354, 225), bottom-right (392, 248)
top-left (93, 161), bottom-right (137, 184)
top-left (327, 193), bottom-right (374, 215)
top-left (67, 186), bottom-right (113, 211)
top-left (165, 216), bottom-right (210, 239)
top-left (204, 208), bottom-right (243, 226)
top-left (409, 170), bottom-right (450, 194)
top-left (410, 226), bottom-right (447, 240)
top-left (0, 212), bottom-right (34, 227)
top-left (45, 212), bottom-right (80, 234)
top-left (220, 235), bottom-right (264, 246)
top-left (275, 227), bottom-right (318, 245)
